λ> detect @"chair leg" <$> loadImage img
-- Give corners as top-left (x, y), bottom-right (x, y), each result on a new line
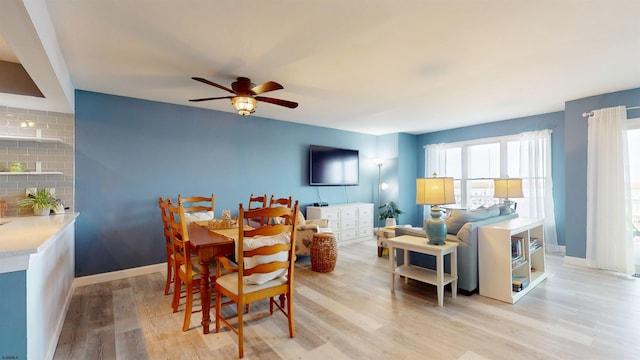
top-left (182, 284), bottom-right (193, 331)
top-left (171, 277), bottom-right (181, 313)
top-left (238, 301), bottom-right (244, 358)
top-left (287, 292), bottom-right (295, 338)
top-left (164, 261), bottom-right (172, 295)
top-left (215, 286), bottom-right (221, 333)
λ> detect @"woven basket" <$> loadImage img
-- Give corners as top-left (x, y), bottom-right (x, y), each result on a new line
top-left (310, 233), bottom-right (338, 272)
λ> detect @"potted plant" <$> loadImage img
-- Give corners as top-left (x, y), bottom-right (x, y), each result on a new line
top-left (17, 188), bottom-right (57, 216)
top-left (378, 201), bottom-right (404, 227)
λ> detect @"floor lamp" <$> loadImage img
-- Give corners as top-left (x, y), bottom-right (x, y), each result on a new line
top-left (375, 159), bottom-right (383, 228)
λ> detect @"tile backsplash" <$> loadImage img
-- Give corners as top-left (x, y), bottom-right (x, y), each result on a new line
top-left (0, 106), bottom-right (74, 217)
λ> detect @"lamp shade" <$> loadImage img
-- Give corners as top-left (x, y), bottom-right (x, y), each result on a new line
top-left (416, 177), bottom-right (455, 205)
top-left (493, 178), bottom-right (524, 198)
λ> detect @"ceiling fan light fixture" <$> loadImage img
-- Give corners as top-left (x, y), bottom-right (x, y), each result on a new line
top-left (231, 96), bottom-right (257, 116)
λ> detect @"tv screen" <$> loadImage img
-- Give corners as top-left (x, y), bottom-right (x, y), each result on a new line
top-left (309, 145), bottom-right (359, 186)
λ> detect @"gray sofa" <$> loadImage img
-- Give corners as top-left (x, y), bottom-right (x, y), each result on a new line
top-left (395, 204), bottom-right (517, 295)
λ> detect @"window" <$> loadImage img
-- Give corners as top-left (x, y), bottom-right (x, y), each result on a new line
top-left (426, 131), bottom-right (551, 212)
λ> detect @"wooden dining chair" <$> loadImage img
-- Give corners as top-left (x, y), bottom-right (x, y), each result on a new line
top-left (215, 201), bottom-right (299, 358)
top-left (247, 193), bottom-right (267, 226)
top-left (167, 200), bottom-right (216, 331)
top-left (178, 194), bottom-right (215, 221)
top-left (158, 197), bottom-right (175, 295)
top-left (268, 195), bottom-right (293, 224)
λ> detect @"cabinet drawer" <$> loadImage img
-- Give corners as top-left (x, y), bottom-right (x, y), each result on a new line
top-left (341, 229), bottom-right (357, 241)
top-left (358, 205), bottom-right (372, 219)
top-left (358, 216), bottom-right (373, 228)
top-left (341, 218), bottom-right (357, 230)
top-left (340, 207), bottom-right (357, 219)
top-left (322, 209), bottom-right (340, 221)
top-left (327, 219), bottom-right (341, 233)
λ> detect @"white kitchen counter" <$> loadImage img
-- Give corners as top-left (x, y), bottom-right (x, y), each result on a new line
top-left (0, 213), bottom-right (79, 273)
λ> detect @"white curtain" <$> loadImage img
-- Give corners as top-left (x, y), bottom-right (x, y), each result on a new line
top-left (424, 143), bottom-right (448, 220)
top-left (518, 130), bottom-right (560, 253)
top-left (586, 106), bottom-right (634, 274)
top-left (425, 143), bottom-right (447, 177)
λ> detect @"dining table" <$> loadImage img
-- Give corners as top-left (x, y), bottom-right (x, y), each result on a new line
top-left (187, 222), bottom-right (236, 334)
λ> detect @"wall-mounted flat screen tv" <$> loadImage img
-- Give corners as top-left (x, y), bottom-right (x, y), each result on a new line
top-left (309, 145), bottom-right (359, 186)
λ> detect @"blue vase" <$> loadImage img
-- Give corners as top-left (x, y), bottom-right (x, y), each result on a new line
top-left (425, 206), bottom-right (446, 245)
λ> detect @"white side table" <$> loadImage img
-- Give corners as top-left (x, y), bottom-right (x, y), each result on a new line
top-left (387, 235), bottom-right (459, 307)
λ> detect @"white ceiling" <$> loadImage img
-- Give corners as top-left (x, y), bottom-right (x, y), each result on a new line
top-left (1, 0), bottom-right (639, 135)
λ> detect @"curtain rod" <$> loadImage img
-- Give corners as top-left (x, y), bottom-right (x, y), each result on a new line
top-left (582, 105), bottom-right (640, 118)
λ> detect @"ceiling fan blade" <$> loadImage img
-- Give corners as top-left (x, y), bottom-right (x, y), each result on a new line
top-left (189, 96), bottom-right (233, 102)
top-left (251, 81), bottom-right (284, 95)
top-left (256, 96), bottom-right (299, 109)
top-left (191, 77), bottom-right (236, 94)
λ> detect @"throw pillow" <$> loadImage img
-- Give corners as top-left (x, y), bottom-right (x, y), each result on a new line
top-left (296, 210), bottom-right (306, 228)
top-left (485, 204), bottom-right (500, 217)
top-left (445, 207), bottom-right (492, 235)
top-left (242, 232), bottom-right (291, 285)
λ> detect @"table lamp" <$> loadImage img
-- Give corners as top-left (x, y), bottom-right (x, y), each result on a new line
top-left (493, 178), bottom-right (524, 214)
top-left (416, 175), bottom-right (455, 245)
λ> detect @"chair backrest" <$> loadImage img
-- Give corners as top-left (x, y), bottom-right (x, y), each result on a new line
top-left (237, 201), bottom-right (299, 287)
top-left (158, 197), bottom-right (173, 247)
top-left (269, 195), bottom-right (292, 208)
top-left (268, 195), bottom-right (293, 224)
top-left (178, 194), bottom-right (215, 214)
top-left (247, 193), bottom-right (268, 226)
top-left (167, 200), bottom-right (194, 279)
top-left (248, 193), bottom-right (267, 209)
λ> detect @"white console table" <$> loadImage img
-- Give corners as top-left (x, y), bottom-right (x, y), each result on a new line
top-left (387, 235), bottom-right (458, 307)
top-left (306, 203), bottom-right (373, 245)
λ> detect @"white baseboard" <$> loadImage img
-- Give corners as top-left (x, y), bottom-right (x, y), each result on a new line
top-left (73, 262), bottom-right (166, 288)
top-left (563, 255), bottom-right (588, 267)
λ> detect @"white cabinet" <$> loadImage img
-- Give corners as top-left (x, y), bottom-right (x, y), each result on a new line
top-left (306, 203), bottom-right (374, 245)
top-left (478, 218), bottom-right (547, 304)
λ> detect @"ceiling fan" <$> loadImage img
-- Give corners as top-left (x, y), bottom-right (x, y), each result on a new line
top-left (189, 76), bottom-right (298, 116)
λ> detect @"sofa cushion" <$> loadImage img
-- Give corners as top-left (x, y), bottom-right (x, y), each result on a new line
top-left (445, 205), bottom-right (499, 234)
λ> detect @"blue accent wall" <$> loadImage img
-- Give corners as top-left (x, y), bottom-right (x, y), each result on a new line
top-left (563, 88), bottom-right (640, 258)
top-left (0, 270), bottom-right (27, 359)
top-left (416, 112), bottom-right (566, 245)
top-left (397, 133), bottom-right (418, 226)
top-left (73, 86), bottom-right (640, 275)
top-left (75, 90), bottom-right (381, 276)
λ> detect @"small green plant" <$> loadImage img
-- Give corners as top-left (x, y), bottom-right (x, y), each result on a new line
top-left (17, 188), bottom-right (57, 215)
top-left (378, 201), bottom-right (404, 221)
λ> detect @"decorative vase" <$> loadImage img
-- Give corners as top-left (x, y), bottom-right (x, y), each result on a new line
top-left (385, 218), bottom-right (396, 227)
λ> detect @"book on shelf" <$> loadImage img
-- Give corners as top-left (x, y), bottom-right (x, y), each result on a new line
top-left (529, 237), bottom-right (542, 252)
top-left (511, 256), bottom-right (527, 269)
top-left (512, 275), bottom-right (529, 292)
top-left (511, 236), bottom-right (524, 259)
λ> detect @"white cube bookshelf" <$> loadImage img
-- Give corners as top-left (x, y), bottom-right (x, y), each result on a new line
top-left (478, 217), bottom-right (547, 303)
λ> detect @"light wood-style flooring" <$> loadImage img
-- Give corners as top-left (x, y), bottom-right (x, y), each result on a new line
top-left (54, 240), bottom-right (640, 359)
